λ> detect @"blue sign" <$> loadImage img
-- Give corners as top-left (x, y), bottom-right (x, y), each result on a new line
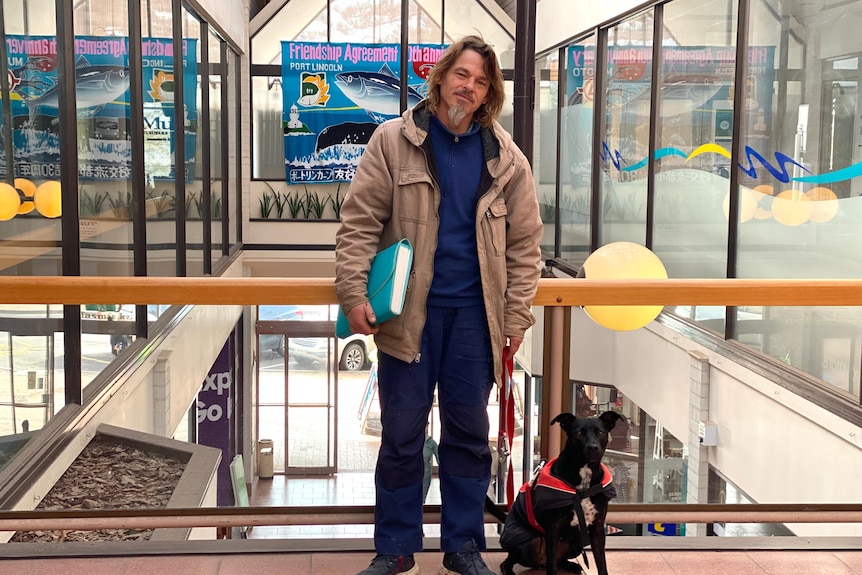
top-left (1, 35), bottom-right (197, 182)
top-left (198, 341), bottom-right (234, 507)
top-left (281, 41), bottom-right (446, 184)
top-left (647, 522), bottom-right (678, 536)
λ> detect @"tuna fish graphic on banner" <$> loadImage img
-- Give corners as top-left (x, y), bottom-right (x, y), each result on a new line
top-left (0, 35), bottom-right (197, 182)
top-left (281, 41), bottom-right (445, 184)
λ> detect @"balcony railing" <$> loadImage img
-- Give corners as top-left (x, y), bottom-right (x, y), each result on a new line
top-left (1, 276), bottom-right (862, 533)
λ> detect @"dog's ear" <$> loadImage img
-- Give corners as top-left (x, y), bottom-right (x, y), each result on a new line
top-left (599, 411), bottom-right (623, 432)
top-left (551, 412), bottom-right (576, 432)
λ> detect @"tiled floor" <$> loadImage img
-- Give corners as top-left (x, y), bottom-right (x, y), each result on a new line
top-left (248, 471), bottom-right (373, 539)
top-left (3, 548), bottom-right (862, 574)
top-left (247, 471), bottom-right (500, 540)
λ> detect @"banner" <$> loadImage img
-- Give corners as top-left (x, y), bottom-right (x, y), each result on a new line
top-left (198, 341), bottom-right (234, 507)
top-left (0, 35), bottom-right (197, 182)
top-left (281, 41), bottom-right (446, 184)
top-left (141, 37), bottom-right (199, 183)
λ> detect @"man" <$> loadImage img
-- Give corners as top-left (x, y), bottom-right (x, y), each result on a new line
top-left (335, 35), bottom-right (543, 575)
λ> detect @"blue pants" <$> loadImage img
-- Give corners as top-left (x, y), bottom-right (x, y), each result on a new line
top-left (373, 304), bottom-right (494, 555)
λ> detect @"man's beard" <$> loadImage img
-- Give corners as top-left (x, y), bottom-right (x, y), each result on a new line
top-left (448, 103), bottom-right (469, 127)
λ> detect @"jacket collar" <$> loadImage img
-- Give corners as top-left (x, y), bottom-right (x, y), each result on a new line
top-left (404, 100), bottom-right (512, 178)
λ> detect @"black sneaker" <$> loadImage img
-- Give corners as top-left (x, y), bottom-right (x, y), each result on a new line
top-left (357, 554), bottom-right (419, 575)
top-left (440, 540), bottom-right (494, 575)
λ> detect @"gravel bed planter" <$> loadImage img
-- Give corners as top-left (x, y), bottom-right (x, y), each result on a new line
top-left (8, 424), bottom-right (222, 543)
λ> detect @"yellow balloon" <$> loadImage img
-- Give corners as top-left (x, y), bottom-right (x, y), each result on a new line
top-left (15, 178), bottom-right (36, 215)
top-left (34, 180), bottom-right (62, 218)
top-left (580, 242), bottom-right (668, 331)
top-left (772, 189), bottom-right (812, 227)
top-left (0, 182), bottom-right (21, 221)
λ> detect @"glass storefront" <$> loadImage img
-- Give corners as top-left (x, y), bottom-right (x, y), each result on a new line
top-left (538, 0), bottom-right (862, 396)
top-left (734, 0), bottom-right (862, 395)
top-left (536, 49), bottom-right (558, 256)
top-left (558, 35), bottom-right (595, 262)
top-left (601, 11), bottom-right (654, 247)
top-left (0, 0), bottom-right (241, 466)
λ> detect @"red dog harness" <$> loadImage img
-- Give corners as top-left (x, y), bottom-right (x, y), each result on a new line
top-left (519, 457), bottom-right (614, 535)
top-left (506, 457), bottom-right (614, 570)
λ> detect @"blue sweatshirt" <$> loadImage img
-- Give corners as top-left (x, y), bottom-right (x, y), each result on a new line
top-left (427, 115), bottom-right (485, 307)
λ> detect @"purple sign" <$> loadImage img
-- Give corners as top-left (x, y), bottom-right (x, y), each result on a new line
top-left (197, 341), bottom-right (233, 507)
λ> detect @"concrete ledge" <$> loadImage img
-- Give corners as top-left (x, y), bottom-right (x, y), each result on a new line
top-left (94, 424), bottom-right (221, 541)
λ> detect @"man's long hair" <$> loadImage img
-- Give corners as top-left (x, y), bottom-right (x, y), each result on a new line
top-left (425, 35), bottom-right (505, 129)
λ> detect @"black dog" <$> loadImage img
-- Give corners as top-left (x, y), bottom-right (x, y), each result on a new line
top-left (486, 411), bottom-right (622, 575)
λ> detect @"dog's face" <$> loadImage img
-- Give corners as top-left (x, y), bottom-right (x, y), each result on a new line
top-left (552, 411), bottom-right (622, 465)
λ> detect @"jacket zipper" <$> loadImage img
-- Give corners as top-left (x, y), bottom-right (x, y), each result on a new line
top-left (413, 145), bottom-right (437, 366)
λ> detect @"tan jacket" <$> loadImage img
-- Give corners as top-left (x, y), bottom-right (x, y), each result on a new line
top-left (334, 102), bottom-right (543, 386)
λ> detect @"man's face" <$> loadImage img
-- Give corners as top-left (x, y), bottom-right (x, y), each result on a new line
top-left (437, 49), bottom-right (491, 127)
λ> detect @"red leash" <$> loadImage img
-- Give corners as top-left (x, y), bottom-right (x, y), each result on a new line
top-left (498, 349), bottom-right (516, 509)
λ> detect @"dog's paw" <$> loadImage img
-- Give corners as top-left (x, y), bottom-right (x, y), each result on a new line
top-left (560, 560), bottom-right (584, 573)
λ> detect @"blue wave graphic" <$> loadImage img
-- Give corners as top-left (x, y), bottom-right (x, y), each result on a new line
top-left (793, 163), bottom-right (862, 184)
top-left (621, 147), bottom-right (688, 172)
top-left (607, 141), bottom-right (862, 185)
top-left (610, 144), bottom-right (813, 183)
top-left (600, 142), bottom-right (628, 170)
top-left (739, 147), bottom-right (808, 183)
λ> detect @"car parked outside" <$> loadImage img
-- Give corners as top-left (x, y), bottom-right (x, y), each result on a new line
top-left (288, 332), bottom-right (375, 371)
top-left (258, 305), bottom-right (305, 358)
top-left (258, 305), bottom-right (376, 371)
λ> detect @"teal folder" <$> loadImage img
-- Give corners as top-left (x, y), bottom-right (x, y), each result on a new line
top-left (336, 239), bottom-right (413, 338)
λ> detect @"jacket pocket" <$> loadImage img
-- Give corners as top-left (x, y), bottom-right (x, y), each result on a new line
top-left (398, 168), bottom-right (433, 187)
top-left (484, 197), bottom-right (508, 257)
top-left (395, 167), bottom-right (434, 238)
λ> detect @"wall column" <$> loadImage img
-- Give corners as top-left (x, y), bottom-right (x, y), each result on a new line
top-left (153, 351), bottom-right (173, 436)
top-left (686, 349), bottom-right (711, 537)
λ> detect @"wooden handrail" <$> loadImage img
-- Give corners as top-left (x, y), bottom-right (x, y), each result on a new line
top-left (0, 503), bottom-right (859, 531)
top-left (1, 276), bottom-right (858, 531)
top-left (2, 276), bottom-right (862, 306)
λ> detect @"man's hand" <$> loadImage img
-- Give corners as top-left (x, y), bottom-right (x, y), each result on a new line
top-left (503, 336), bottom-right (523, 363)
top-left (347, 302), bottom-right (379, 335)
